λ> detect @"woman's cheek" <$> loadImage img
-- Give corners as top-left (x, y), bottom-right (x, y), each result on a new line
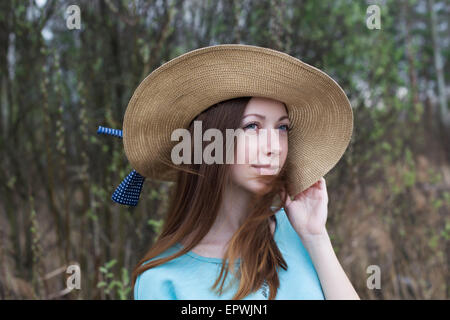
top-left (280, 137), bottom-right (288, 167)
top-left (236, 133), bottom-right (259, 165)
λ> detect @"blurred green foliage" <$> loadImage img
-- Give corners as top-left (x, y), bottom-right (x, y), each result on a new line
top-left (0, 0), bottom-right (448, 300)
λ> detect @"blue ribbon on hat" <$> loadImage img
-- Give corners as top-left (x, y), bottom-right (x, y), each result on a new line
top-left (97, 125), bottom-right (123, 138)
top-left (97, 125), bottom-right (146, 207)
top-left (110, 169), bottom-right (145, 206)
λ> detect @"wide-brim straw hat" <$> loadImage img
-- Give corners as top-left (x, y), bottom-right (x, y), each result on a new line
top-left (122, 44), bottom-right (353, 198)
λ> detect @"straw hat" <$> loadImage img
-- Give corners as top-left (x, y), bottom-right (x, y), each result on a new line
top-left (118, 44), bottom-right (353, 202)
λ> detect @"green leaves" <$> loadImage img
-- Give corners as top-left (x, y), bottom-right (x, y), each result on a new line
top-left (97, 259), bottom-right (131, 299)
top-left (148, 218), bottom-right (164, 234)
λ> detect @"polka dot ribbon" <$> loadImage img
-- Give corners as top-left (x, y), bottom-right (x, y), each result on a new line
top-left (97, 126), bottom-right (146, 207)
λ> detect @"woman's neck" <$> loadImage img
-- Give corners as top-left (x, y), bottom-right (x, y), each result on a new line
top-left (198, 183), bottom-right (253, 246)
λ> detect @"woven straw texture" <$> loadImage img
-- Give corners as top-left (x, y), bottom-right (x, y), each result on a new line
top-left (122, 44), bottom-right (353, 197)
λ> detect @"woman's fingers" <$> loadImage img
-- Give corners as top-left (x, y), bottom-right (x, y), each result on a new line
top-left (282, 177), bottom-right (326, 206)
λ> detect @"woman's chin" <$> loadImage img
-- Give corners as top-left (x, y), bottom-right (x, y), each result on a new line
top-left (245, 180), bottom-right (272, 196)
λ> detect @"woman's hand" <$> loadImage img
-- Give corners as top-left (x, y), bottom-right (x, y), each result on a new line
top-left (281, 177), bottom-right (329, 240)
top-left (281, 178), bottom-right (360, 300)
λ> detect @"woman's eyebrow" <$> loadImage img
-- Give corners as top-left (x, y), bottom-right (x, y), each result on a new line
top-left (242, 114), bottom-right (290, 121)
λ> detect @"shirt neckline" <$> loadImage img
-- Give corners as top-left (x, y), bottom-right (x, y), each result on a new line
top-left (174, 209), bottom-right (281, 264)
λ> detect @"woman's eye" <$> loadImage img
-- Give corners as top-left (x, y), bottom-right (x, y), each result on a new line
top-left (243, 123), bottom-right (258, 130)
top-left (278, 124), bottom-right (290, 131)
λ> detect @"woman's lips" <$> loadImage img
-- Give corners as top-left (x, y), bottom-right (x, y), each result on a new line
top-left (251, 164), bottom-right (279, 175)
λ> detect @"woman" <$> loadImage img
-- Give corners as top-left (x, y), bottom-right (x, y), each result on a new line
top-left (104, 44), bottom-right (358, 299)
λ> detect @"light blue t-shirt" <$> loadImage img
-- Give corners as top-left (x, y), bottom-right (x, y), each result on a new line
top-left (134, 208), bottom-right (325, 300)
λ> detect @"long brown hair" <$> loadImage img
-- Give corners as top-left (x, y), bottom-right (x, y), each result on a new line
top-left (131, 96), bottom-right (290, 299)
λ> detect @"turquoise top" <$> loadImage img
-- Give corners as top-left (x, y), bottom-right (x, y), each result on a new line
top-left (134, 208), bottom-right (325, 300)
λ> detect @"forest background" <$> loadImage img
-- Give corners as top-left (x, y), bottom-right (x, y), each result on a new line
top-left (0, 0), bottom-right (448, 299)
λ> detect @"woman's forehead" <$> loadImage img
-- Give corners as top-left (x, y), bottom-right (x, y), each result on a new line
top-left (244, 97), bottom-right (288, 116)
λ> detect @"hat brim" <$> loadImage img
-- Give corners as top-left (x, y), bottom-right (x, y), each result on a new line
top-left (123, 44), bottom-right (353, 197)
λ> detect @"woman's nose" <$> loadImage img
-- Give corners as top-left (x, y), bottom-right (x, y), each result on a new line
top-left (259, 128), bottom-right (281, 157)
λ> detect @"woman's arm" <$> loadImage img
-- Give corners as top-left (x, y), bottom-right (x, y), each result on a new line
top-left (299, 231), bottom-right (360, 300)
top-left (281, 177), bottom-right (360, 300)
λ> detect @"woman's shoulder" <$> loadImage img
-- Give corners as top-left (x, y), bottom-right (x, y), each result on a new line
top-left (137, 244), bottom-right (191, 276)
top-left (134, 266), bottom-right (177, 299)
top-left (134, 245), bottom-right (186, 300)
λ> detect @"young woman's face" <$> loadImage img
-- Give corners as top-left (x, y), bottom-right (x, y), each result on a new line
top-left (230, 97), bottom-right (290, 195)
